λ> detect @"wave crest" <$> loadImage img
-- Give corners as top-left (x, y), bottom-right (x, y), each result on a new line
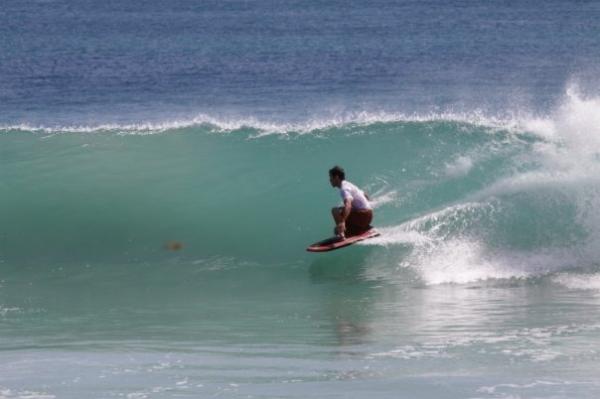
top-left (0, 110), bottom-right (534, 136)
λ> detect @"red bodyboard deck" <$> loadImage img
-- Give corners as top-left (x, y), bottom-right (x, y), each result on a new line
top-left (306, 229), bottom-right (380, 252)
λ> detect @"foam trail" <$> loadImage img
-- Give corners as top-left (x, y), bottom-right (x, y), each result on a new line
top-left (407, 240), bottom-right (527, 285)
top-left (362, 202), bottom-right (489, 247)
top-left (369, 190), bottom-right (398, 209)
top-left (468, 170), bottom-right (600, 202)
top-left (364, 207), bottom-right (581, 285)
top-left (363, 227), bottom-right (432, 246)
top-left (410, 244), bottom-right (583, 285)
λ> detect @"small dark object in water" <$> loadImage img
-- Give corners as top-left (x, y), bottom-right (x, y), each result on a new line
top-left (165, 241), bottom-right (183, 251)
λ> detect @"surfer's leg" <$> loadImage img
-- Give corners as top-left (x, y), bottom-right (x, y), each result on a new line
top-left (346, 209), bottom-right (373, 236)
top-left (331, 207), bottom-right (343, 224)
top-left (331, 207), bottom-right (345, 238)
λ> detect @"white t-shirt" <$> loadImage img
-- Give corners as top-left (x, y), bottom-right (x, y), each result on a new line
top-left (339, 180), bottom-right (371, 210)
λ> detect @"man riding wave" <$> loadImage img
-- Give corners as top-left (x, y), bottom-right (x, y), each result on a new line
top-left (328, 166), bottom-right (374, 239)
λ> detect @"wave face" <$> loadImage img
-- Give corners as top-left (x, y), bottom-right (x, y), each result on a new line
top-left (3, 90), bottom-right (600, 286)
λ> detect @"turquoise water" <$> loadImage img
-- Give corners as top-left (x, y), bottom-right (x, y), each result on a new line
top-left (0, 120), bottom-right (567, 264)
top-left (4, 109), bottom-right (600, 397)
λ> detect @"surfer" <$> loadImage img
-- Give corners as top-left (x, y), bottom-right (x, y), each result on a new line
top-left (329, 166), bottom-right (373, 239)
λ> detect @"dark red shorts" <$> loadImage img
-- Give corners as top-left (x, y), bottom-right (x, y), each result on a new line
top-left (344, 208), bottom-right (373, 236)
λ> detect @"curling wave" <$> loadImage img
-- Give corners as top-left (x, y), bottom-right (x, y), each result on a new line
top-left (3, 88), bottom-right (600, 287)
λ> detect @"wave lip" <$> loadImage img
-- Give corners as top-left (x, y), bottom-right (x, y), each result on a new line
top-left (4, 82), bottom-right (600, 138)
top-left (0, 109), bottom-right (536, 136)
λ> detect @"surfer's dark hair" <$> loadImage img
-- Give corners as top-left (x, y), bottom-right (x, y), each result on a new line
top-left (329, 166), bottom-right (345, 180)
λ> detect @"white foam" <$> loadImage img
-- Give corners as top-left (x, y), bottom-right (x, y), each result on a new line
top-left (418, 240), bottom-right (582, 285)
top-left (524, 84), bottom-right (600, 155)
top-left (444, 156), bottom-right (474, 178)
top-left (552, 273), bottom-right (600, 291)
top-left (363, 228), bottom-right (432, 246)
top-left (370, 324), bottom-right (600, 364)
top-left (0, 306), bottom-right (21, 317)
top-left (0, 388), bottom-right (55, 399)
top-left (2, 81), bottom-right (599, 139)
top-left (0, 109), bottom-right (529, 136)
top-left (410, 240), bottom-right (527, 285)
top-left (522, 117), bottom-right (557, 140)
top-left (377, 86), bottom-right (600, 285)
top-left (365, 195), bottom-right (584, 285)
top-left (469, 169), bottom-right (600, 202)
top-left (478, 379), bottom-right (600, 396)
top-left (368, 190), bottom-right (398, 209)
top-left (370, 345), bottom-right (447, 360)
top-left (360, 202), bottom-right (486, 248)
top-left (400, 202), bottom-right (488, 236)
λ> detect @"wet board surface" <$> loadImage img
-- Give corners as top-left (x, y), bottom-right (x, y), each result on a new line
top-left (306, 229), bottom-right (380, 252)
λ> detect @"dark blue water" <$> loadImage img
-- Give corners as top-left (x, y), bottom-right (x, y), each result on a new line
top-left (3, 0), bottom-right (600, 126)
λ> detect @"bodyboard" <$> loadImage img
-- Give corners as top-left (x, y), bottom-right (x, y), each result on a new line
top-left (306, 229), bottom-right (380, 252)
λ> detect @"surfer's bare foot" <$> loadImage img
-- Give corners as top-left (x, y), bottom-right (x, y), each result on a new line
top-left (335, 222), bottom-right (346, 238)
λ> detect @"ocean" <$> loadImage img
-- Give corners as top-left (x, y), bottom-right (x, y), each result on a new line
top-left (3, 1), bottom-right (600, 398)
